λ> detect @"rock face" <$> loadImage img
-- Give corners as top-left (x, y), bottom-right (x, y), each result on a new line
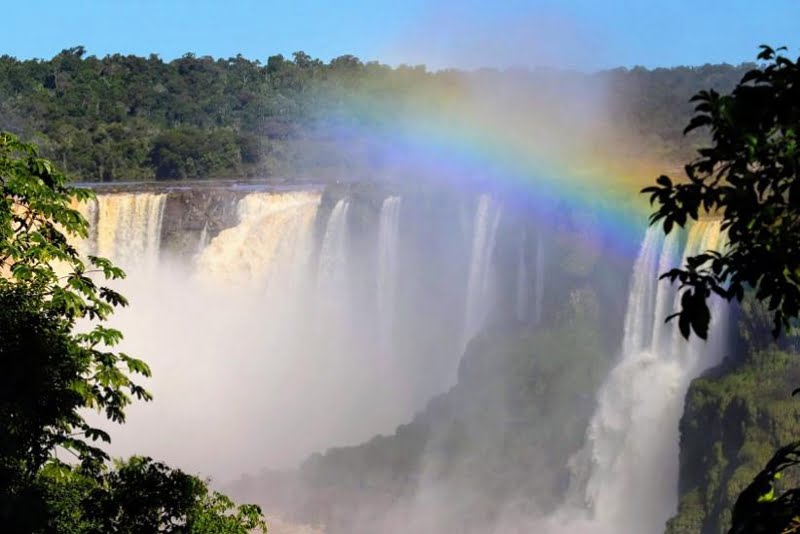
top-left (160, 188), bottom-right (246, 258)
top-left (666, 303), bottom-right (800, 534)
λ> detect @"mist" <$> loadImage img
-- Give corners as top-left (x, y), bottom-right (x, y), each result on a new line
top-left (81, 188), bottom-right (505, 481)
top-left (69, 48), bottom-right (716, 534)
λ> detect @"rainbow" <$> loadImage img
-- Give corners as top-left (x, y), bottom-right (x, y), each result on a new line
top-left (321, 75), bottom-right (672, 261)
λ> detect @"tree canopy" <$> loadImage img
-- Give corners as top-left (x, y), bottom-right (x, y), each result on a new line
top-left (0, 47), bottom-right (750, 181)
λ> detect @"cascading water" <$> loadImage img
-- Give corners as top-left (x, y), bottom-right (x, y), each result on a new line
top-left (76, 186), bottom-right (736, 532)
top-left (512, 228), bottom-right (545, 324)
top-left (533, 230), bottom-right (545, 324)
top-left (194, 222), bottom-right (210, 260)
top-left (463, 195), bottom-right (502, 348)
top-left (196, 191), bottom-right (320, 289)
top-left (546, 220), bottom-right (729, 534)
top-left (316, 199), bottom-right (351, 325)
top-left (71, 187), bottom-right (536, 482)
top-left (85, 192), bottom-right (166, 272)
top-left (515, 230), bottom-right (528, 321)
top-left (376, 196), bottom-right (402, 354)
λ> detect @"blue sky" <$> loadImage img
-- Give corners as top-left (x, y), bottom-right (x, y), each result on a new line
top-left (5, 1), bottom-right (799, 70)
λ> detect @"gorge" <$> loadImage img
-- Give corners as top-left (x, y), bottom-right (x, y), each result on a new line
top-left (72, 182), bottom-right (797, 533)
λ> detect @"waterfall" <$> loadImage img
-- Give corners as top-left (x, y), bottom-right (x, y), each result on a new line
top-left (533, 230), bottom-right (545, 324)
top-left (376, 196), bottom-right (402, 353)
top-left (314, 197), bottom-right (352, 353)
top-left (516, 229), bottom-right (546, 324)
top-left (515, 230), bottom-right (529, 321)
top-left (79, 188), bottom-right (488, 474)
top-left (317, 199), bottom-right (351, 294)
top-left (82, 192), bottom-right (166, 272)
top-left (71, 186), bottom-right (574, 479)
top-left (194, 223), bottom-right (210, 260)
top-left (196, 191), bottom-right (320, 289)
top-left (619, 224), bottom-right (667, 356)
top-left (548, 221), bottom-right (728, 534)
top-left (462, 195), bottom-right (502, 349)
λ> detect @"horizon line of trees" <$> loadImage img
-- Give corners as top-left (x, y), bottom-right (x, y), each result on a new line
top-left (0, 46), bottom-right (752, 182)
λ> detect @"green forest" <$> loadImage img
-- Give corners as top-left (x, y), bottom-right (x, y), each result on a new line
top-left (0, 46), bottom-right (750, 182)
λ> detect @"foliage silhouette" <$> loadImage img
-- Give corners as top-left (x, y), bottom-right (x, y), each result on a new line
top-left (728, 441), bottom-right (800, 534)
top-left (645, 46), bottom-right (800, 533)
top-left (0, 131), bottom-right (148, 477)
top-left (47, 456), bottom-right (267, 533)
top-left (644, 45), bottom-right (800, 340)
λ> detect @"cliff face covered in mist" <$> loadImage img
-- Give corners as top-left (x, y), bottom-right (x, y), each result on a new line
top-left (225, 204), bottom-right (631, 533)
top-left (231, 296), bottom-right (615, 533)
top-left (229, 216), bottom-right (800, 534)
top-left (77, 181), bottom-right (800, 534)
top-left (81, 180), bottom-right (637, 487)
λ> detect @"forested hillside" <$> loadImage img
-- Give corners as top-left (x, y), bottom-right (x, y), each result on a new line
top-left (0, 46), bottom-right (750, 182)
